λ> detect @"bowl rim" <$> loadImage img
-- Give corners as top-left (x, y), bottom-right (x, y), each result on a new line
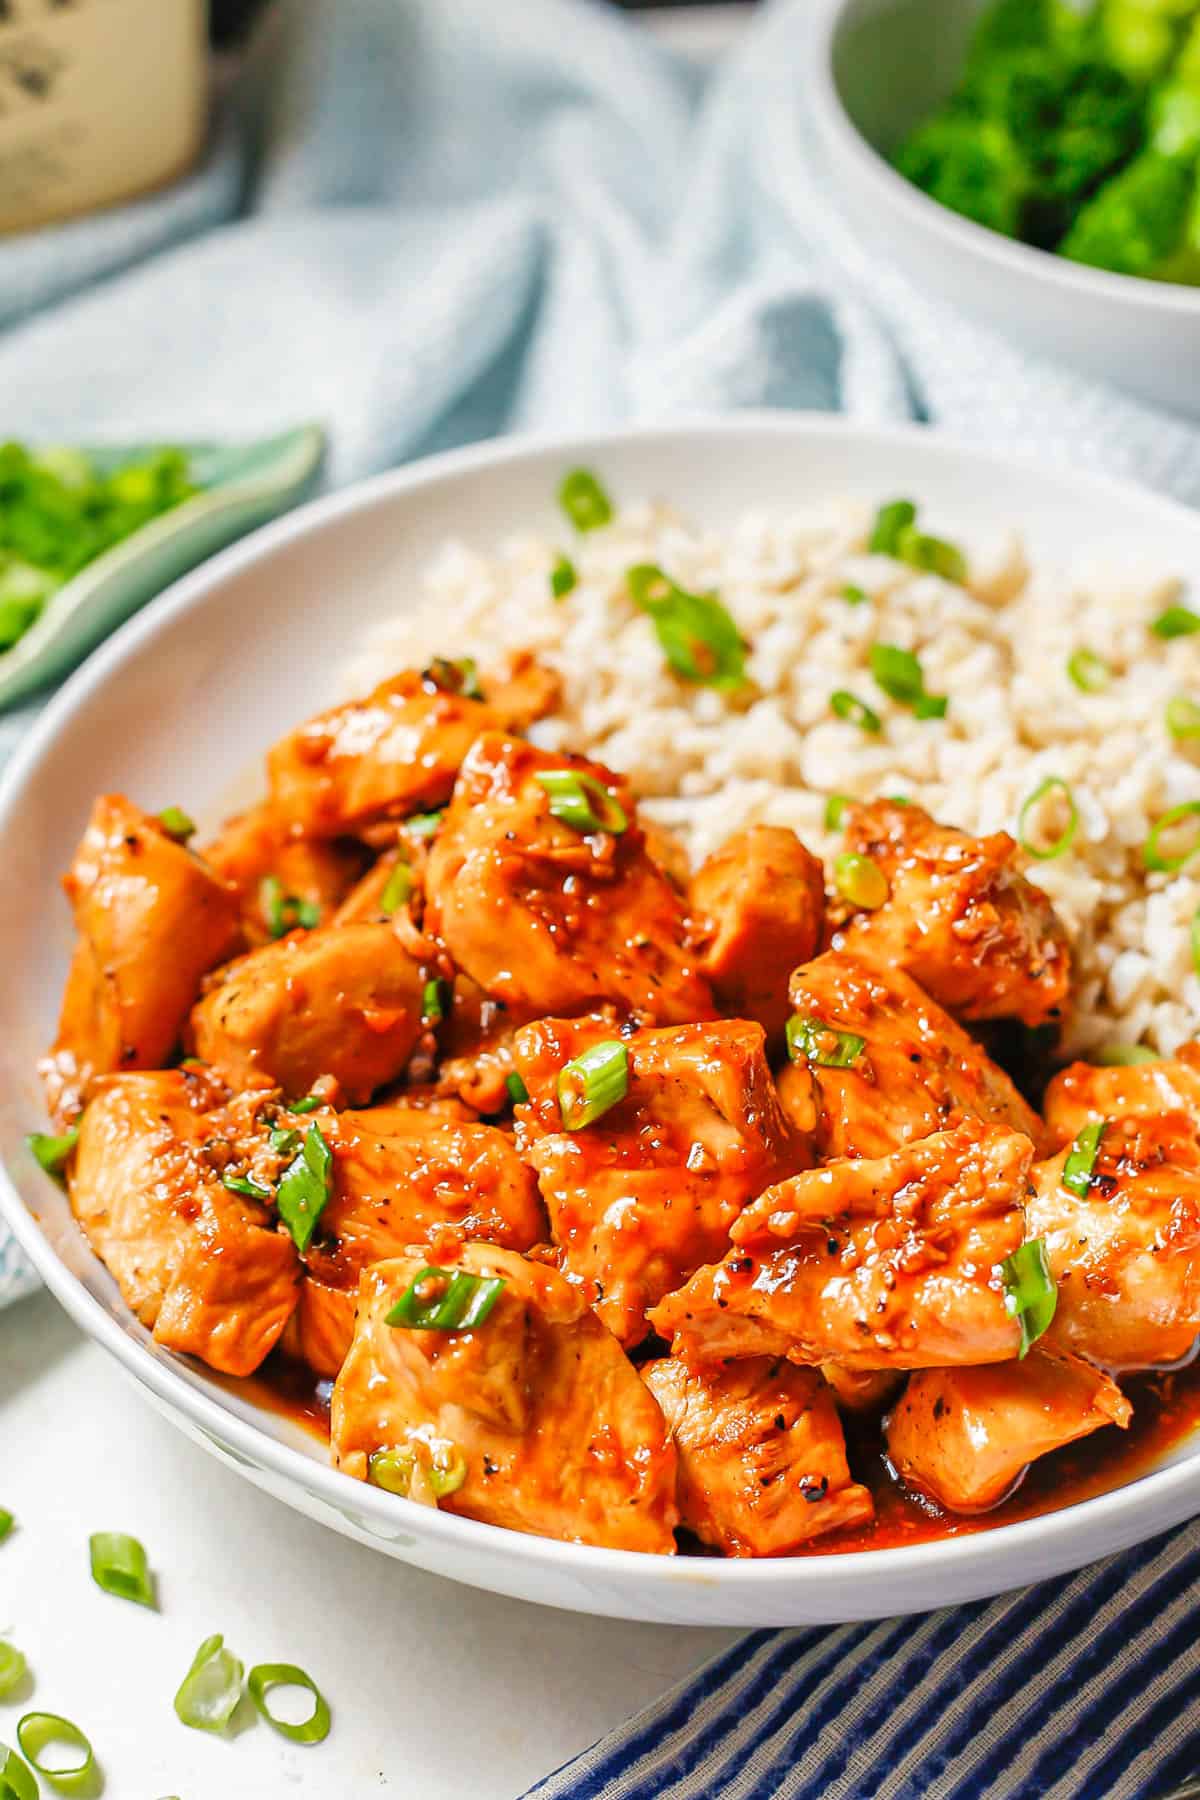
top-left (805, 0), bottom-right (1200, 318)
top-left (5, 409), bottom-right (1200, 1603)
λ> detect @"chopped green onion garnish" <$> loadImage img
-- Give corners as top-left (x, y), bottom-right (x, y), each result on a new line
top-left (0, 1511), bottom-right (12, 1543)
top-left (0, 1646), bottom-right (26, 1700)
top-left (913, 692), bottom-right (948, 720)
top-left (269, 1126), bottom-right (301, 1156)
top-left (534, 768), bottom-right (628, 835)
top-left (403, 810), bottom-right (443, 840)
top-left (1017, 777), bottom-right (1078, 861)
top-left (261, 876), bottom-right (320, 939)
top-left (559, 468), bottom-right (613, 532)
top-left (89, 1531), bottom-right (155, 1608)
top-left (785, 1014), bottom-right (866, 1069)
top-left (868, 498), bottom-right (916, 555)
top-left (368, 1447), bottom-right (415, 1494)
top-left (551, 554), bottom-right (578, 600)
top-left (505, 1071), bottom-right (530, 1105)
top-left (1067, 650), bottom-right (1111, 694)
top-left (427, 1445), bottom-right (468, 1498)
top-left (1143, 802), bottom-right (1200, 873)
top-left (886, 793), bottom-right (910, 805)
top-left (1000, 1238), bottom-right (1057, 1359)
top-left (824, 794), bottom-right (852, 831)
top-left (894, 525), bottom-right (967, 584)
top-left (557, 1039), bottom-right (629, 1130)
top-left (157, 805), bottom-right (196, 842)
top-left (423, 656), bottom-right (482, 700)
top-left (830, 690), bottom-right (881, 734)
top-left (221, 1171), bottom-right (272, 1202)
top-left (386, 1266), bottom-right (507, 1332)
top-left (1062, 1119), bottom-right (1106, 1199)
top-left (289, 1094), bottom-right (322, 1114)
top-left (247, 1664), bottom-right (331, 1745)
top-left (276, 1124), bottom-right (333, 1254)
top-left (869, 643), bottom-right (925, 704)
top-left (0, 1746), bottom-right (36, 1800)
top-left (1095, 1043), bottom-right (1158, 1067)
top-left (841, 583), bottom-right (868, 605)
top-left (1166, 697), bottom-right (1200, 739)
top-left (1152, 605), bottom-right (1200, 639)
top-left (422, 978), bottom-right (447, 1024)
top-left (834, 851), bottom-right (889, 911)
top-left (27, 1127), bottom-right (79, 1176)
top-left (173, 1635), bottom-right (244, 1735)
top-left (16, 1714), bottom-right (95, 1791)
top-left (627, 564), bottom-right (747, 692)
top-left (379, 859), bottom-right (413, 916)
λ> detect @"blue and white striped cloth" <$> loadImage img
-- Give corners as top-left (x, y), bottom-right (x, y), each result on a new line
top-left (525, 1521), bottom-right (1200, 1799)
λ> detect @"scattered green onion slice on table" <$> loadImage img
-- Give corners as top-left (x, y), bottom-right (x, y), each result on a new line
top-left (1017, 777), bottom-right (1078, 861)
top-left (0, 1646), bottom-right (26, 1700)
top-left (557, 1039), bottom-right (629, 1130)
top-left (534, 768), bottom-right (627, 835)
top-left (288, 1093), bottom-right (322, 1115)
top-left (1067, 649), bottom-right (1111, 694)
top-left (16, 1713), bottom-right (95, 1792)
top-left (824, 794), bottom-right (852, 831)
top-left (868, 499), bottom-right (917, 556)
top-left (785, 1015), bottom-right (866, 1069)
top-left (841, 583), bottom-right (868, 605)
top-left (999, 1239), bottom-right (1057, 1359)
top-left (157, 805), bottom-right (196, 842)
top-left (403, 810), bottom-right (443, 840)
top-left (505, 1071), bottom-right (530, 1105)
top-left (830, 690), bottom-right (881, 734)
top-left (869, 643), bottom-right (925, 704)
top-left (379, 859), bottom-right (413, 915)
top-left (833, 851), bottom-right (889, 911)
top-left (1143, 802), bottom-right (1200, 873)
top-left (1166, 697), bottom-right (1200, 740)
top-left (27, 1128), bottom-right (79, 1176)
top-left (173, 1635), bottom-right (244, 1735)
top-left (1151, 605), bottom-right (1200, 639)
top-left (0, 1511), bottom-right (12, 1543)
top-left (558, 468), bottom-right (613, 532)
top-left (247, 1664), bottom-right (331, 1746)
top-left (627, 564), bottom-right (747, 691)
top-left (261, 876), bottom-right (320, 938)
top-left (0, 1746), bottom-right (37, 1800)
top-left (89, 1531), bottom-right (155, 1608)
top-left (422, 978), bottom-right (447, 1024)
top-left (1095, 1043), bottom-right (1158, 1067)
top-left (550, 553), bottom-right (578, 600)
top-left (386, 1267), bottom-right (507, 1332)
top-left (1062, 1120), bottom-right (1107, 1199)
top-left (221, 1171), bottom-right (272, 1202)
top-left (894, 525), bottom-right (967, 584)
top-left (276, 1124), bottom-right (333, 1254)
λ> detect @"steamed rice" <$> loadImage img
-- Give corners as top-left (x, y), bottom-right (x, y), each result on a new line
top-left (341, 496), bottom-right (1200, 1061)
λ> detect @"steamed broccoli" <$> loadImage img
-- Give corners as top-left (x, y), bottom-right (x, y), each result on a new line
top-left (893, 115), bottom-right (1029, 236)
top-left (1061, 148), bottom-right (1200, 278)
top-left (1091, 0), bottom-right (1194, 84)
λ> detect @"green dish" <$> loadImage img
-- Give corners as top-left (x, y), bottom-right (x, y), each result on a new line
top-left (0, 424), bottom-right (326, 711)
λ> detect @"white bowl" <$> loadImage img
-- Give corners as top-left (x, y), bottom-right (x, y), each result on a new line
top-left (804, 0), bottom-right (1200, 418)
top-left (3, 415), bottom-right (1200, 1627)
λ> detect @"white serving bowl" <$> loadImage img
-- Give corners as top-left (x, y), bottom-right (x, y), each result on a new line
top-left (804, 0), bottom-right (1200, 418)
top-left (3, 415), bottom-right (1200, 1627)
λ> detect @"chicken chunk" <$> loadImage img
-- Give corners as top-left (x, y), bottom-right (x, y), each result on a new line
top-left (40, 796), bottom-right (241, 1124)
top-left (833, 800), bottom-right (1071, 1028)
top-left (513, 1015), bottom-right (805, 1346)
top-left (69, 1071), bottom-right (300, 1376)
top-left (689, 826), bottom-right (825, 1041)
top-left (1043, 1045), bottom-right (1200, 1149)
top-left (331, 1247), bottom-right (679, 1552)
top-left (294, 1108), bottom-right (546, 1377)
top-left (424, 733), bottom-right (714, 1025)
top-left (643, 1357), bottom-right (873, 1555)
top-left (1028, 1114), bottom-right (1200, 1370)
top-left (650, 1119), bottom-right (1029, 1371)
top-left (887, 1349), bottom-right (1131, 1514)
top-left (778, 952), bottom-right (1047, 1161)
top-left (202, 801), bottom-right (367, 944)
top-left (189, 921), bottom-right (428, 1105)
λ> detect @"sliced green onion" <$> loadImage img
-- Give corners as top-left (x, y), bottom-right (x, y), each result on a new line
top-left (386, 1266), bottom-right (507, 1332)
top-left (824, 794), bottom-right (852, 831)
top-left (379, 858), bottom-right (413, 916)
top-left (0, 1511), bottom-right (11, 1543)
top-left (368, 1447), bottom-right (416, 1495)
top-left (89, 1531), bottom-right (155, 1608)
top-left (0, 1747), bottom-right (36, 1800)
top-left (886, 793), bottom-right (910, 805)
top-left (422, 655), bottom-right (482, 699)
top-left (0, 1646), bottom-right (26, 1700)
top-left (1000, 1238), bottom-right (1057, 1359)
top-left (1166, 697), bottom-right (1200, 740)
top-left (1067, 649), bottom-right (1111, 694)
top-left (1095, 1043), bottom-right (1158, 1067)
top-left (1152, 605), bottom-right (1200, 639)
top-left (550, 554), bottom-right (578, 600)
top-left (913, 692), bottom-right (948, 720)
top-left (157, 805), bottom-right (196, 842)
top-left (830, 690), bottom-right (881, 734)
top-left (559, 468), bottom-right (613, 532)
top-left (1017, 777), bottom-right (1078, 861)
top-left (557, 1039), bottom-right (629, 1130)
top-left (247, 1664), bottom-right (331, 1746)
top-left (427, 1445), bottom-right (468, 1499)
top-left (27, 1127), bottom-right (79, 1176)
top-left (261, 876), bottom-right (320, 938)
top-left (505, 1071), bottom-right (530, 1105)
top-left (786, 1014), bottom-right (866, 1069)
top-left (1062, 1119), bottom-right (1106, 1199)
top-left (1143, 802), bottom-right (1200, 873)
top-left (289, 1093), bottom-right (322, 1114)
top-left (841, 583), bottom-right (868, 605)
top-left (268, 1126), bottom-right (301, 1156)
top-left (276, 1124), bottom-right (333, 1254)
top-left (894, 525), bottom-right (967, 584)
top-left (421, 978), bottom-right (447, 1024)
top-left (16, 1714), bottom-right (94, 1791)
top-left (402, 810), bottom-right (443, 840)
top-left (627, 564), bottom-right (747, 692)
top-left (221, 1171), bottom-right (272, 1202)
top-left (869, 643), bottom-right (925, 704)
top-left (868, 498), bottom-right (916, 556)
top-left (834, 851), bottom-right (889, 911)
top-left (173, 1634), bottom-right (244, 1735)
top-left (534, 768), bottom-right (628, 835)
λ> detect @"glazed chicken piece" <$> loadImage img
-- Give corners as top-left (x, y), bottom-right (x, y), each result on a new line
top-left (689, 825), bottom-right (825, 1041)
top-left (833, 800), bottom-right (1071, 1029)
top-left (887, 1348), bottom-right (1131, 1514)
top-left (1028, 1113), bottom-right (1200, 1371)
top-left (293, 1107), bottom-right (546, 1377)
top-left (41, 796), bottom-right (241, 1124)
top-left (649, 1119), bottom-right (1029, 1371)
top-left (1043, 1044), bottom-right (1200, 1149)
top-left (189, 921), bottom-right (429, 1105)
top-left (331, 1246), bottom-right (679, 1552)
top-left (69, 1071), bottom-right (299, 1376)
top-left (203, 800), bottom-right (367, 944)
top-left (513, 1014), bottom-right (805, 1346)
top-left (424, 733), bottom-right (714, 1025)
top-left (777, 952), bottom-right (1047, 1162)
top-left (643, 1357), bottom-right (874, 1555)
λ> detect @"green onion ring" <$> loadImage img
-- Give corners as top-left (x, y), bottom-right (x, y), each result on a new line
top-left (379, 858), bottom-right (413, 915)
top-left (833, 852), bottom-right (889, 911)
top-left (386, 1267), bottom-right (507, 1332)
top-left (1143, 802), bottom-right (1200, 873)
top-left (1062, 1119), bottom-right (1107, 1199)
top-left (27, 1128), bottom-right (79, 1176)
top-left (550, 553), bottom-right (578, 600)
top-left (289, 1093), bottom-right (322, 1114)
top-left (823, 794), bottom-right (852, 832)
top-left (841, 582), bottom-right (868, 605)
top-left (1094, 1043), bottom-right (1158, 1067)
top-left (868, 498), bottom-right (916, 556)
top-left (0, 1646), bottom-right (26, 1700)
top-left (557, 1039), bottom-right (629, 1130)
top-left (276, 1123), bottom-right (333, 1255)
top-left (247, 1664), bottom-right (331, 1745)
top-left (1166, 697), bottom-right (1200, 740)
top-left (16, 1714), bottom-right (95, 1792)
top-left (869, 643), bottom-right (925, 704)
top-left (173, 1634), bottom-right (244, 1734)
top-left (421, 978), bottom-right (447, 1024)
top-left (505, 1071), bottom-right (530, 1105)
top-left (626, 564), bottom-right (747, 692)
top-left (1067, 649), bottom-right (1111, 694)
top-left (559, 468), bottom-right (613, 532)
top-left (157, 805), bottom-right (196, 842)
top-left (534, 769), bottom-right (628, 835)
top-left (402, 810), bottom-right (443, 840)
top-left (999, 1239), bottom-right (1058, 1359)
top-left (1017, 777), bottom-right (1078, 861)
top-left (1152, 605), bottom-right (1200, 639)
top-left (830, 690), bottom-right (881, 734)
top-left (785, 1015), bottom-right (866, 1069)
top-left (221, 1170), bottom-right (272, 1202)
top-left (89, 1531), bottom-right (155, 1608)
top-left (0, 1747), bottom-right (37, 1800)
top-left (0, 1511), bottom-right (12, 1543)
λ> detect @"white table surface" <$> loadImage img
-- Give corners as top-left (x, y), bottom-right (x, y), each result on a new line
top-left (1, 1289), bottom-right (737, 1799)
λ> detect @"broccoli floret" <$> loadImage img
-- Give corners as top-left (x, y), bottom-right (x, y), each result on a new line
top-left (1060, 148), bottom-right (1199, 278)
top-left (893, 114), bottom-right (1029, 237)
top-left (966, 0), bottom-right (1080, 67)
top-left (1092, 0), bottom-right (1185, 84)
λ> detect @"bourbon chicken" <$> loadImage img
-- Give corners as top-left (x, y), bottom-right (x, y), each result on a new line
top-left (32, 639), bottom-right (1200, 1559)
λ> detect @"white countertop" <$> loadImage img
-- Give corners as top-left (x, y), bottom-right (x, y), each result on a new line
top-left (1, 1290), bottom-right (736, 1798)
